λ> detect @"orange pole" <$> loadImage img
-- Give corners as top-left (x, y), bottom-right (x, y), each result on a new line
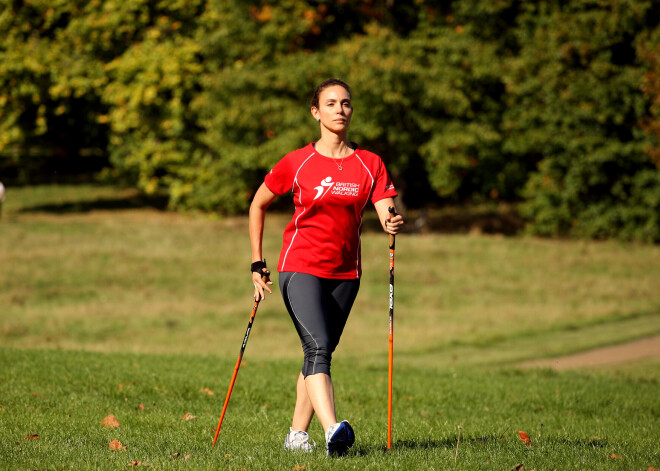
top-left (212, 299), bottom-right (260, 447)
top-left (387, 207), bottom-right (396, 450)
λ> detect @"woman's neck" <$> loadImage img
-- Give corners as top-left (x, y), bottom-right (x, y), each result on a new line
top-left (315, 133), bottom-right (352, 160)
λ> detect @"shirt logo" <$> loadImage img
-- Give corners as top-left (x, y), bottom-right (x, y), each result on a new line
top-left (331, 182), bottom-right (360, 197)
top-left (314, 176), bottom-right (334, 200)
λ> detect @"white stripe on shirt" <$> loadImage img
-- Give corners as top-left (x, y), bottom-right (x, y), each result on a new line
top-left (354, 152), bottom-right (375, 278)
top-left (281, 151), bottom-right (316, 271)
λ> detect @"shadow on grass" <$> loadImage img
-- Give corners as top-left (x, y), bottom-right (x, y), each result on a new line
top-left (13, 185), bottom-right (524, 237)
top-left (350, 435), bottom-right (609, 457)
top-left (359, 204), bottom-right (525, 236)
top-left (18, 193), bottom-right (169, 214)
top-left (349, 436), bottom-right (465, 456)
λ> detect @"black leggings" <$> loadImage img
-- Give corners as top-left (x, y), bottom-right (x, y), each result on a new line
top-left (279, 272), bottom-right (360, 378)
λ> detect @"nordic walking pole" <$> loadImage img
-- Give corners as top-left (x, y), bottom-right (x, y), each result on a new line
top-left (387, 206), bottom-right (396, 450)
top-left (212, 267), bottom-right (271, 447)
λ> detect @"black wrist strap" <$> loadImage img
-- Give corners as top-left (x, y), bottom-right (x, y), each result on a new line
top-left (251, 260), bottom-right (268, 274)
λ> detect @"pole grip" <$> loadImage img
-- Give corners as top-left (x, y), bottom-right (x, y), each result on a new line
top-left (388, 206), bottom-right (396, 250)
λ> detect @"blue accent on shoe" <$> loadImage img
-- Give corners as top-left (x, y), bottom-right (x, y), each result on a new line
top-left (326, 421), bottom-right (355, 457)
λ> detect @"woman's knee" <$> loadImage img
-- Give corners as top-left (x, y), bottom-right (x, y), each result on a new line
top-left (302, 343), bottom-right (333, 377)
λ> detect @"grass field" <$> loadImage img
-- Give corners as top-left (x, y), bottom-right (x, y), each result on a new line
top-left (1, 184), bottom-right (660, 470)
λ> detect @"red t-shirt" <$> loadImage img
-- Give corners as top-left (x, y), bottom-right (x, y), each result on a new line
top-left (264, 143), bottom-right (398, 279)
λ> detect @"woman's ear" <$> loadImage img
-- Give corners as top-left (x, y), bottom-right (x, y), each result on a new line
top-left (311, 107), bottom-right (320, 122)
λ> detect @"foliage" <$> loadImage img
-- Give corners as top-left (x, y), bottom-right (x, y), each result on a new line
top-left (640, 26), bottom-right (660, 167)
top-left (505, 0), bottom-right (660, 241)
top-left (1, 0), bottom-right (660, 239)
top-left (0, 0), bottom-right (108, 176)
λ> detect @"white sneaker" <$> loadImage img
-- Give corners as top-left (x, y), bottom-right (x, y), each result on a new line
top-left (325, 420), bottom-right (355, 457)
top-left (284, 428), bottom-right (316, 452)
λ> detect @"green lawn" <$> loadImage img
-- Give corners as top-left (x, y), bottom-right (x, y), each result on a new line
top-left (1, 349), bottom-right (659, 470)
top-left (1, 184), bottom-right (659, 470)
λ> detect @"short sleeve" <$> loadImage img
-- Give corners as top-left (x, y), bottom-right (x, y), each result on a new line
top-left (371, 157), bottom-right (398, 204)
top-left (264, 155), bottom-right (293, 196)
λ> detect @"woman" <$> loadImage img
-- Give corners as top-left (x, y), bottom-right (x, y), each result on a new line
top-left (249, 78), bottom-right (404, 457)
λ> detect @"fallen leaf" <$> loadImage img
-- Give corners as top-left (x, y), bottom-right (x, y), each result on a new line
top-left (25, 434), bottom-right (39, 440)
top-left (609, 454), bottom-right (623, 460)
top-left (511, 464), bottom-right (524, 471)
top-left (647, 467), bottom-right (660, 471)
top-left (128, 460), bottom-right (143, 466)
top-left (100, 414), bottom-right (121, 429)
top-left (136, 404), bottom-right (145, 411)
top-left (224, 454), bottom-right (231, 458)
top-left (109, 439), bottom-right (126, 450)
top-left (517, 430), bottom-right (532, 446)
top-left (173, 452), bottom-right (180, 458)
top-left (294, 465), bottom-right (306, 471)
top-left (200, 388), bottom-right (215, 396)
top-left (182, 413), bottom-right (196, 421)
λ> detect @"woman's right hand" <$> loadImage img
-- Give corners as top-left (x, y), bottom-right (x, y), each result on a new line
top-left (252, 269), bottom-right (273, 301)
top-left (249, 183), bottom-right (277, 302)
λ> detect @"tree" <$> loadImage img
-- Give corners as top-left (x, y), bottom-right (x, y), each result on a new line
top-left (640, 27), bottom-right (660, 167)
top-left (2, 0), bottom-right (659, 240)
top-left (0, 0), bottom-right (108, 180)
top-left (503, 0), bottom-right (660, 241)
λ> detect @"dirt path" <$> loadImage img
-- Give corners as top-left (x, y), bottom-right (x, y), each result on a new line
top-left (519, 334), bottom-right (660, 370)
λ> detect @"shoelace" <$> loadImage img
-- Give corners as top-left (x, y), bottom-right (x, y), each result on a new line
top-left (290, 431), bottom-right (316, 450)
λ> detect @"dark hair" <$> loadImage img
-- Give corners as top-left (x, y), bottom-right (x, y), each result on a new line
top-left (311, 78), bottom-right (351, 109)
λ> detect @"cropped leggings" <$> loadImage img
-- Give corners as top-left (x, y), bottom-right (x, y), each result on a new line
top-left (279, 272), bottom-right (360, 378)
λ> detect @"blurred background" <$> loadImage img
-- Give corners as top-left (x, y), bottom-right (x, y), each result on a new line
top-left (1, 0), bottom-right (659, 241)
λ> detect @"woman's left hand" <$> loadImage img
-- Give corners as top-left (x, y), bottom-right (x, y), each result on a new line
top-left (384, 213), bottom-right (404, 235)
top-left (375, 198), bottom-right (404, 235)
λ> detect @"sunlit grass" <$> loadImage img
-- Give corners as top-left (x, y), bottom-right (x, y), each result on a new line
top-left (1, 348), bottom-right (659, 470)
top-left (1, 184), bottom-right (659, 368)
top-left (1, 185), bottom-right (660, 470)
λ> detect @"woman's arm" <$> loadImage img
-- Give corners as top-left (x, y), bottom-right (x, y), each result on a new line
top-left (249, 183), bottom-right (277, 300)
top-left (374, 198), bottom-right (404, 235)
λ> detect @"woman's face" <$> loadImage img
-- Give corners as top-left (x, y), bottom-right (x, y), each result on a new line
top-left (312, 85), bottom-right (353, 133)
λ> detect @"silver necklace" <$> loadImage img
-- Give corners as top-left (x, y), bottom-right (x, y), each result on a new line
top-left (333, 145), bottom-right (353, 171)
top-left (315, 143), bottom-right (352, 170)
